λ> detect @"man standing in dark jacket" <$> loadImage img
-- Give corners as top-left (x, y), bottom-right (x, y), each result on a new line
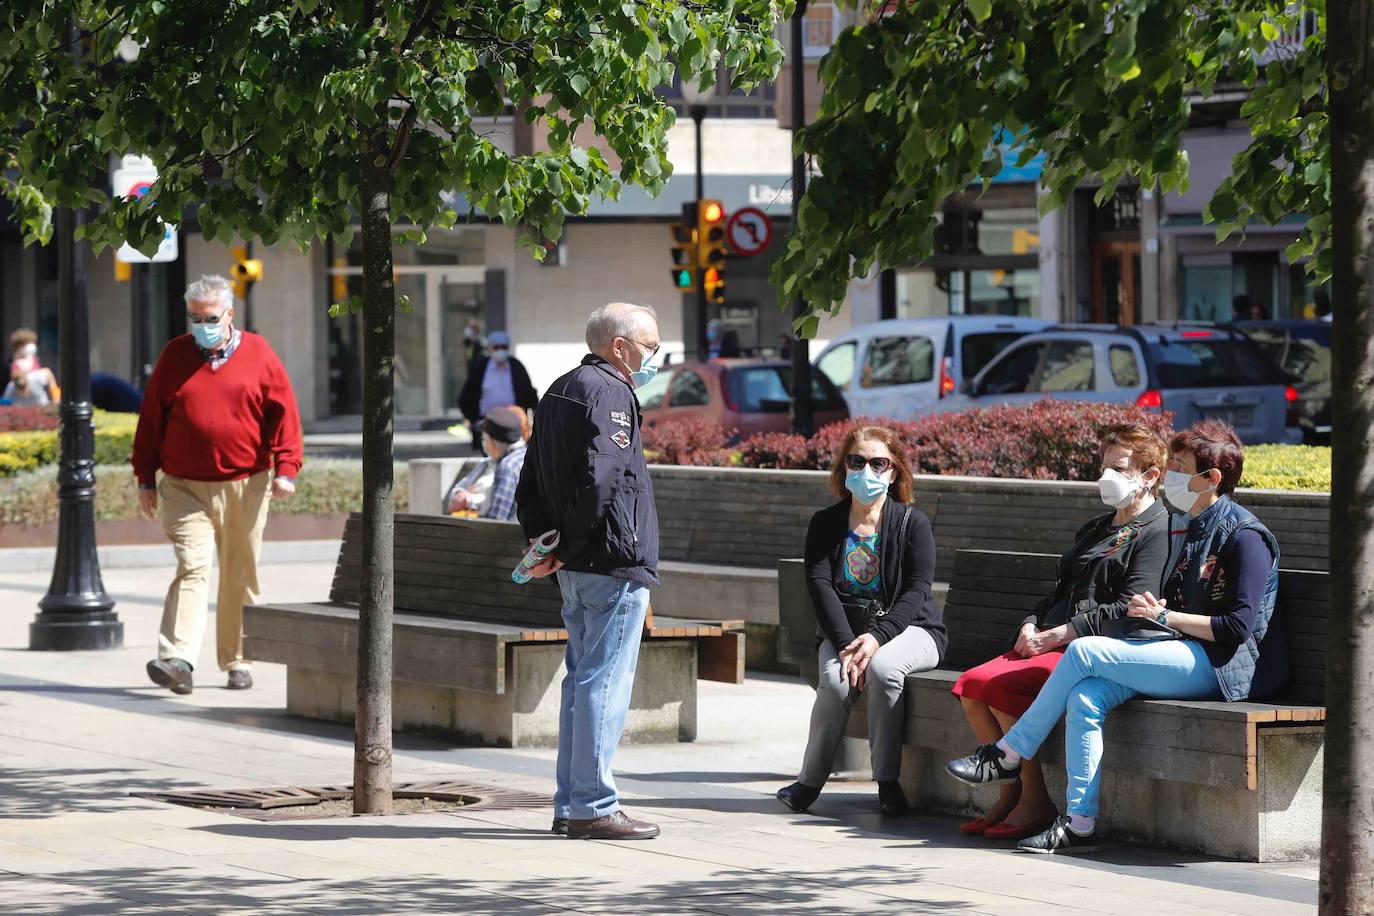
top-left (458, 330), bottom-right (538, 451)
top-left (516, 302), bottom-right (662, 841)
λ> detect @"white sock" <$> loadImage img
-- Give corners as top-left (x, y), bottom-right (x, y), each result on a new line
top-left (994, 739), bottom-right (1022, 765)
top-left (1068, 815), bottom-right (1096, 835)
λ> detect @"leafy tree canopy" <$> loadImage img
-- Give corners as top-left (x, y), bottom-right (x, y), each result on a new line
top-left (772, 0), bottom-right (1326, 329)
top-left (1, 0), bottom-right (788, 270)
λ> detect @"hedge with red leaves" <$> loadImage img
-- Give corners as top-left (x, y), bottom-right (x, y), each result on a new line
top-left (655, 400), bottom-right (1175, 482)
top-left (0, 405), bottom-right (59, 433)
top-left (641, 419), bottom-right (736, 467)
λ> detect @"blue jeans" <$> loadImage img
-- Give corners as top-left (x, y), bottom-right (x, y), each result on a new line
top-left (1001, 636), bottom-right (1221, 818)
top-left (553, 570), bottom-right (650, 821)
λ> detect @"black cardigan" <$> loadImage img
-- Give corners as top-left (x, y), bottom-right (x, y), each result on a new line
top-left (1023, 499), bottom-right (1170, 637)
top-left (804, 498), bottom-right (946, 659)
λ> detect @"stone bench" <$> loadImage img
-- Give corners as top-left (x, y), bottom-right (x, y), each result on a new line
top-left (778, 548), bottom-right (1327, 861)
top-left (244, 513), bottom-right (744, 748)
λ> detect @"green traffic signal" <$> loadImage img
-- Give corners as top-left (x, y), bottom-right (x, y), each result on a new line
top-left (671, 268), bottom-right (693, 289)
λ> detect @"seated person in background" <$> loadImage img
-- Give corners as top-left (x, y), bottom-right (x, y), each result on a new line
top-left (4, 366), bottom-right (57, 406)
top-left (776, 425), bottom-right (946, 818)
top-left (950, 423), bottom-right (1169, 842)
top-left (446, 406), bottom-right (528, 521)
top-left (946, 420), bottom-right (1289, 855)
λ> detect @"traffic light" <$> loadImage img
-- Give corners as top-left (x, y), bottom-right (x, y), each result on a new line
top-left (696, 199), bottom-right (727, 304)
top-left (668, 204), bottom-right (697, 291)
top-left (704, 266), bottom-right (726, 306)
top-left (229, 244), bottom-right (263, 300)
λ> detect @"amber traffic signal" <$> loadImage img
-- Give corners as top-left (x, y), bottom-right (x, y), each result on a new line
top-left (229, 245), bottom-right (263, 299)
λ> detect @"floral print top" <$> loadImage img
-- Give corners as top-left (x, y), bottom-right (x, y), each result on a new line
top-left (838, 530), bottom-right (882, 598)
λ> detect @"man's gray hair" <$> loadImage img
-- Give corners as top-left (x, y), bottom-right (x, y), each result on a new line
top-left (184, 275), bottom-right (235, 310)
top-left (585, 302), bottom-right (658, 350)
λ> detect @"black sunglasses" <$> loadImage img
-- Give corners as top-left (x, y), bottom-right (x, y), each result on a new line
top-left (844, 454), bottom-right (893, 473)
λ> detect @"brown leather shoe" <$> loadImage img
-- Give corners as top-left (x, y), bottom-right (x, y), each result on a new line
top-left (551, 817), bottom-right (568, 836)
top-left (147, 658), bottom-right (193, 696)
top-left (566, 810), bottom-right (659, 840)
top-left (226, 670), bottom-right (253, 690)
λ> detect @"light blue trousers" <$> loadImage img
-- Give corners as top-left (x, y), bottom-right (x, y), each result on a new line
top-left (552, 570), bottom-right (650, 821)
top-left (1001, 636), bottom-right (1221, 817)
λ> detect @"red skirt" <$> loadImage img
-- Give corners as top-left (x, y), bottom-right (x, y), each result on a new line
top-left (951, 649), bottom-right (1066, 717)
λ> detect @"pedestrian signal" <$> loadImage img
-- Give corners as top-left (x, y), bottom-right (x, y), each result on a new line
top-left (668, 208), bottom-right (697, 292)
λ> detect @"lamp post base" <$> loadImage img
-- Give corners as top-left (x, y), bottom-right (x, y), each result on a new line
top-left (30, 610), bottom-right (124, 652)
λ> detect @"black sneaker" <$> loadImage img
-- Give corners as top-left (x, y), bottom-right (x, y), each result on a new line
top-left (775, 782), bottom-right (821, 813)
top-left (878, 781), bottom-right (910, 817)
top-left (146, 658), bottom-right (193, 696)
top-left (945, 743), bottom-right (1021, 786)
top-left (1017, 816), bottom-right (1101, 855)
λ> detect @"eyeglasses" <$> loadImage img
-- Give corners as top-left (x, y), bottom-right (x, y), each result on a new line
top-left (624, 337), bottom-right (661, 361)
top-left (844, 454), bottom-right (893, 473)
top-left (187, 312), bottom-right (225, 325)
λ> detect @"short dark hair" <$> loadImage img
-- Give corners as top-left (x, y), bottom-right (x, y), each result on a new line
top-left (1169, 420), bottom-right (1245, 496)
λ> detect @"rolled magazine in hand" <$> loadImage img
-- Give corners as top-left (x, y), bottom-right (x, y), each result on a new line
top-left (511, 529), bottom-right (560, 584)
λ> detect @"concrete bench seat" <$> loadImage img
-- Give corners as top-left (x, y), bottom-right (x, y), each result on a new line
top-left (245, 513), bottom-right (744, 748)
top-left (779, 547), bottom-right (1327, 861)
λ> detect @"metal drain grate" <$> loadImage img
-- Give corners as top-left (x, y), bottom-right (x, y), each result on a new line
top-left (134, 780), bottom-right (549, 821)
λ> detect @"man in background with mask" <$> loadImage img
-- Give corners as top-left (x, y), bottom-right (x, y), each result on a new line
top-left (516, 302), bottom-right (663, 842)
top-left (132, 275), bottom-right (303, 696)
top-left (458, 329), bottom-right (538, 454)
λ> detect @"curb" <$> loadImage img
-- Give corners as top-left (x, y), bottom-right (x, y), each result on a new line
top-left (0, 539), bottom-right (341, 574)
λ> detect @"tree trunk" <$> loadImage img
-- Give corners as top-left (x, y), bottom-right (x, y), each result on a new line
top-left (353, 137), bottom-right (396, 815)
top-left (1320, 0), bottom-right (1374, 910)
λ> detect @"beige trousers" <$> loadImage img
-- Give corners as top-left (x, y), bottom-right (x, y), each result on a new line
top-left (157, 471), bottom-right (272, 672)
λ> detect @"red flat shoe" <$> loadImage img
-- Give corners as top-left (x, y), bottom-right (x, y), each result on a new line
top-left (984, 813), bottom-right (1059, 841)
top-left (959, 816), bottom-right (1000, 836)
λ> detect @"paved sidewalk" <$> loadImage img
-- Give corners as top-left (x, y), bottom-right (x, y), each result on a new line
top-left (0, 562), bottom-right (1317, 914)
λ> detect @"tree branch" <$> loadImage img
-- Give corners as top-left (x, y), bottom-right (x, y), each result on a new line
top-left (387, 103), bottom-right (419, 174)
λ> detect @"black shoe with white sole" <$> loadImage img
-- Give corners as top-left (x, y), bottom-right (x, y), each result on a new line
top-left (945, 743), bottom-right (1021, 786)
top-left (1016, 816), bottom-right (1101, 855)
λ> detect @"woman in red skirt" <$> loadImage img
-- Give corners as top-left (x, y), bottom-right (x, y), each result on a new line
top-left (951, 423), bottom-right (1170, 840)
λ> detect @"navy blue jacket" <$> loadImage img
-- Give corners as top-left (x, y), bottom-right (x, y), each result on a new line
top-left (515, 354), bottom-right (660, 587)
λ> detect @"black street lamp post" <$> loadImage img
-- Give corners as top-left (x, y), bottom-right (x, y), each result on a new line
top-left (681, 78), bottom-right (710, 361)
top-left (30, 201), bottom-right (122, 651)
top-left (789, 1), bottom-right (815, 437)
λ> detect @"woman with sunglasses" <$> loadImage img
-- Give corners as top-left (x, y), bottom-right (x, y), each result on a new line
top-left (776, 425), bottom-right (945, 817)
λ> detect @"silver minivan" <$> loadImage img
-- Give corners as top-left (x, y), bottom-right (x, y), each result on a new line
top-left (813, 316), bottom-right (1051, 420)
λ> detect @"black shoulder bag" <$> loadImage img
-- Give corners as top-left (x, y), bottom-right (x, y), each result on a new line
top-left (838, 505), bottom-right (913, 639)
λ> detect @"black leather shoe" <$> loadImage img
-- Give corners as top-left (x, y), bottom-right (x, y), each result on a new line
top-left (566, 810), bottom-right (659, 840)
top-left (147, 658), bottom-right (193, 696)
top-left (226, 670), bottom-right (253, 690)
top-left (551, 817), bottom-right (568, 836)
top-left (1017, 816), bottom-right (1101, 855)
top-left (946, 744), bottom-right (1021, 786)
top-left (775, 782), bottom-right (821, 813)
top-left (878, 781), bottom-right (910, 817)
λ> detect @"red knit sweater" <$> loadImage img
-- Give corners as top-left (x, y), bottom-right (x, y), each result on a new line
top-left (132, 332), bottom-right (303, 486)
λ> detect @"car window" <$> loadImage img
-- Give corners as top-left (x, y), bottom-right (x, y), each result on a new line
top-left (979, 342), bottom-right (1044, 395)
top-left (961, 332), bottom-right (1026, 379)
top-left (636, 368), bottom-right (671, 410)
top-left (816, 341), bottom-right (857, 389)
top-left (1146, 337), bottom-right (1281, 388)
top-left (668, 369), bottom-right (710, 407)
top-left (1246, 327), bottom-right (1332, 385)
top-left (726, 366), bottom-right (846, 412)
top-left (1109, 345), bottom-right (1142, 387)
top-left (860, 335), bottom-right (935, 388)
top-left (1035, 340), bottom-right (1095, 392)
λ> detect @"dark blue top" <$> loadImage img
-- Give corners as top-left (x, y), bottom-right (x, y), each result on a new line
top-left (1166, 525), bottom-right (1273, 667)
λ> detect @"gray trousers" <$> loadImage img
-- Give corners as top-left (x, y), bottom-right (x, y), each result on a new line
top-left (798, 626), bottom-right (940, 785)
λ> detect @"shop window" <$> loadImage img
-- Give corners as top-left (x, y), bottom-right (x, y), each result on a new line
top-left (669, 370), bottom-right (710, 407)
top-left (861, 336), bottom-right (935, 388)
top-left (1036, 340), bottom-right (1095, 392)
top-left (817, 341), bottom-right (857, 388)
top-left (1109, 345), bottom-right (1142, 387)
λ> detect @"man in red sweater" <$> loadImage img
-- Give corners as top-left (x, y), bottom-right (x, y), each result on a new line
top-left (132, 275), bottom-right (303, 695)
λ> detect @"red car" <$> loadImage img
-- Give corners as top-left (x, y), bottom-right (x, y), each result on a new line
top-left (639, 359), bottom-right (849, 440)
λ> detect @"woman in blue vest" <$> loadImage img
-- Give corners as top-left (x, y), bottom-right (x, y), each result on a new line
top-left (945, 420), bottom-right (1289, 854)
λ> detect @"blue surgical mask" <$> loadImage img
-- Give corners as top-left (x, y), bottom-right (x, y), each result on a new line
top-left (631, 356), bottom-right (659, 389)
top-left (192, 321), bottom-right (225, 350)
top-left (845, 466), bottom-right (890, 504)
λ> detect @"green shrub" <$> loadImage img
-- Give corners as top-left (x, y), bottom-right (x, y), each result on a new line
top-left (0, 459), bottom-right (410, 526)
top-left (1239, 444), bottom-right (1331, 492)
top-left (0, 411), bottom-right (139, 477)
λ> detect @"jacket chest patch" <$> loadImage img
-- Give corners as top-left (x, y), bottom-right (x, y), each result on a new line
top-left (610, 430), bottom-right (632, 449)
top-left (610, 410), bottom-right (631, 428)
